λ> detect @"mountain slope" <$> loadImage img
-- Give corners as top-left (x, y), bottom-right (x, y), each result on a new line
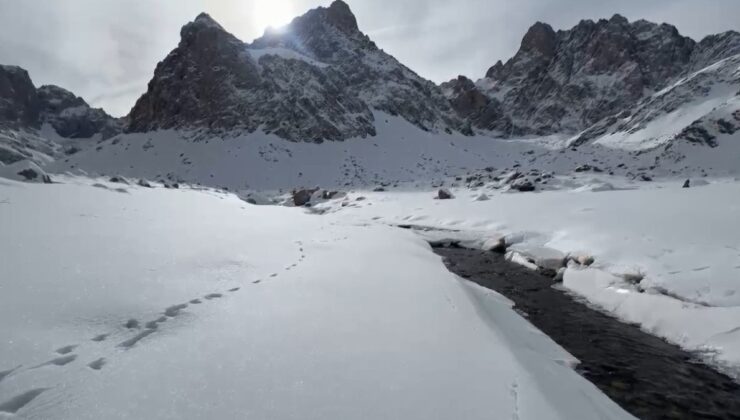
top-left (128, 1), bottom-right (465, 142)
top-left (0, 65), bottom-right (121, 165)
top-left (444, 15), bottom-right (740, 141)
top-left (572, 52), bottom-right (740, 151)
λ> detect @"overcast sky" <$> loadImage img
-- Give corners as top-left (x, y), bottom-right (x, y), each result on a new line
top-left (1, 0), bottom-right (738, 117)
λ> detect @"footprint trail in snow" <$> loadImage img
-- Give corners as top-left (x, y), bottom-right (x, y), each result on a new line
top-left (0, 240), bottom-right (310, 416)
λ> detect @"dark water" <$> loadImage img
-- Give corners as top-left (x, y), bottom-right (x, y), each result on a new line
top-left (435, 246), bottom-right (740, 420)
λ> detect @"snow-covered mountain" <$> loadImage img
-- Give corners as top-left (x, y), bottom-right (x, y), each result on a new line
top-left (443, 15), bottom-right (740, 140)
top-left (128, 1), bottom-right (465, 142)
top-left (0, 64), bottom-right (121, 166)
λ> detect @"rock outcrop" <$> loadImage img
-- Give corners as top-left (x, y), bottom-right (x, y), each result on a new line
top-left (128, 1), bottom-right (465, 142)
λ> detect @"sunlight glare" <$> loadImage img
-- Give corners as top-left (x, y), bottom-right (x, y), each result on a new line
top-left (253, 0), bottom-right (296, 31)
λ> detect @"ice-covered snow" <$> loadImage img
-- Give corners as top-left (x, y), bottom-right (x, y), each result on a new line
top-left (0, 177), bottom-right (632, 419)
top-left (317, 180), bottom-right (740, 376)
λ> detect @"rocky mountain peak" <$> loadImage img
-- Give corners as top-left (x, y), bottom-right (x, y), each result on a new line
top-left (252, 0), bottom-right (373, 62)
top-left (520, 22), bottom-right (557, 57)
top-left (0, 65), bottom-right (39, 128)
top-left (0, 65), bottom-right (119, 139)
top-left (127, 5), bottom-right (464, 141)
top-left (324, 0), bottom-right (359, 35)
top-left (485, 60), bottom-right (504, 79)
top-left (444, 14), bottom-right (716, 137)
top-left (608, 13), bottom-right (629, 25)
top-left (180, 12), bottom-right (241, 51)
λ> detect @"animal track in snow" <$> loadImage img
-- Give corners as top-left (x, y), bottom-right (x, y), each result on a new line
top-left (204, 293), bottom-right (223, 300)
top-left (87, 358), bottom-right (106, 371)
top-left (117, 329), bottom-right (156, 349)
top-left (124, 319), bottom-right (140, 329)
top-left (91, 333), bottom-right (109, 342)
top-left (55, 345), bottom-right (78, 355)
top-left (510, 381), bottom-right (520, 420)
top-left (32, 354), bottom-right (77, 369)
top-left (0, 366), bottom-right (20, 383)
top-left (252, 280), bottom-right (262, 284)
top-left (0, 388), bottom-right (49, 414)
top-left (190, 298), bottom-right (202, 304)
top-left (228, 287), bottom-right (240, 292)
top-left (164, 303), bottom-right (188, 317)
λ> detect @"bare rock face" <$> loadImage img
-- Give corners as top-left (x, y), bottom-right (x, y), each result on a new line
top-left (0, 65), bottom-right (121, 166)
top-left (0, 65), bottom-right (120, 138)
top-left (37, 85), bottom-right (121, 139)
top-left (127, 1), bottom-right (465, 142)
top-left (444, 15), bottom-right (727, 138)
top-left (437, 188), bottom-right (453, 199)
top-left (0, 65), bottom-right (40, 128)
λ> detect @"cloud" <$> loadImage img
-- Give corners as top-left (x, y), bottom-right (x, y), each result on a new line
top-left (0, 0), bottom-right (738, 117)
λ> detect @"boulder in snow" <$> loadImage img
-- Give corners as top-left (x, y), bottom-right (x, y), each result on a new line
top-left (292, 188), bottom-right (319, 206)
top-left (0, 160), bottom-right (52, 183)
top-left (437, 188), bottom-right (454, 199)
top-left (511, 178), bottom-right (535, 192)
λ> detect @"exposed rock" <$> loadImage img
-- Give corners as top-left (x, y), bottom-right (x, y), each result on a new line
top-left (321, 190), bottom-right (340, 200)
top-left (37, 85), bottom-right (121, 139)
top-left (17, 168), bottom-right (39, 181)
top-left (292, 187), bottom-right (319, 206)
top-left (575, 164), bottom-right (603, 173)
top-left (0, 65), bottom-right (120, 137)
top-left (128, 1), bottom-right (465, 142)
top-left (0, 65), bottom-right (39, 128)
top-left (683, 179), bottom-right (690, 188)
top-left (437, 188), bottom-right (454, 199)
top-left (109, 176), bottom-right (130, 185)
top-left (444, 15), bottom-right (740, 140)
top-left (0, 160), bottom-right (52, 183)
top-left (511, 178), bottom-right (535, 192)
top-left (481, 236), bottom-right (506, 253)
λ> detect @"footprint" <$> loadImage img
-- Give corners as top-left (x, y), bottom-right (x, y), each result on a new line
top-left (144, 320), bottom-right (160, 329)
top-left (164, 303), bottom-right (188, 317)
top-left (118, 329), bottom-right (156, 349)
top-left (55, 345), bottom-right (78, 355)
top-left (228, 287), bottom-right (240, 292)
top-left (33, 354), bottom-right (77, 369)
top-left (0, 388), bottom-right (49, 414)
top-left (91, 333), bottom-right (109, 342)
top-left (204, 293), bottom-right (223, 300)
top-left (0, 366), bottom-right (21, 383)
top-left (124, 319), bottom-right (140, 329)
top-left (190, 299), bottom-right (202, 304)
top-left (269, 273), bottom-right (278, 278)
top-left (88, 358), bottom-right (106, 371)
top-left (252, 280), bottom-right (262, 284)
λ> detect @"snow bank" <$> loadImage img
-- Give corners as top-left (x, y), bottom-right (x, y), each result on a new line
top-left (0, 178), bottom-right (631, 419)
top-left (322, 180), bottom-right (740, 372)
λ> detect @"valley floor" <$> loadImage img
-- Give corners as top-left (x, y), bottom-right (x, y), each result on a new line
top-left (1, 174), bottom-right (739, 419)
top-left (0, 177), bottom-right (630, 419)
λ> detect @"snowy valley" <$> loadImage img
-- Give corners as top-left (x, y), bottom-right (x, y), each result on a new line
top-left (1, 1), bottom-right (740, 419)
